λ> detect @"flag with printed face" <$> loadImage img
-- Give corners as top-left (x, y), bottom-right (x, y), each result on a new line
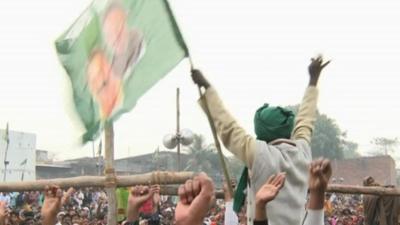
top-left (55, 0), bottom-right (187, 142)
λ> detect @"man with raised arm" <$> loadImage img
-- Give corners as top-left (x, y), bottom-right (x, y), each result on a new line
top-left (191, 56), bottom-right (330, 225)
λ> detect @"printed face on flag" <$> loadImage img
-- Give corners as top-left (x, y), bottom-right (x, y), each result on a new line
top-left (87, 3), bottom-right (145, 118)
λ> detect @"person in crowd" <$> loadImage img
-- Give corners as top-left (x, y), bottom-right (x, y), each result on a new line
top-left (223, 179), bottom-right (238, 225)
top-left (191, 55), bottom-right (330, 225)
top-left (363, 176), bottom-right (400, 225)
top-left (123, 185), bottom-right (160, 225)
top-left (0, 201), bottom-right (9, 225)
top-left (138, 185), bottom-right (161, 225)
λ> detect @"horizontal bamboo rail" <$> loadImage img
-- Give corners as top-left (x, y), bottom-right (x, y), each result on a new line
top-left (1, 175), bottom-right (399, 197)
top-left (0, 171), bottom-right (194, 192)
top-left (327, 184), bottom-right (400, 196)
top-left (160, 184), bottom-right (400, 199)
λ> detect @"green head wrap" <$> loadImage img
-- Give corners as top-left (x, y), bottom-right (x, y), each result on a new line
top-left (254, 104), bottom-right (295, 142)
top-left (233, 104), bottom-right (294, 213)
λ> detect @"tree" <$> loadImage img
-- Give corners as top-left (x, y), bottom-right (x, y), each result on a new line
top-left (370, 137), bottom-right (399, 156)
top-left (227, 157), bottom-right (245, 180)
top-left (183, 134), bottom-right (219, 176)
top-left (286, 105), bottom-right (359, 160)
top-left (342, 139), bottom-right (360, 159)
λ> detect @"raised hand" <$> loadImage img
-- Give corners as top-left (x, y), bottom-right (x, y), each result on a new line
top-left (191, 69), bottom-right (210, 89)
top-left (126, 185), bottom-right (159, 222)
top-left (255, 173), bottom-right (286, 206)
top-left (308, 55), bottom-right (330, 86)
top-left (254, 173), bottom-right (285, 221)
top-left (223, 179), bottom-right (237, 201)
top-left (308, 158), bottom-right (332, 193)
top-left (175, 173), bottom-right (215, 225)
top-left (41, 185), bottom-right (74, 225)
top-left (0, 201), bottom-right (9, 225)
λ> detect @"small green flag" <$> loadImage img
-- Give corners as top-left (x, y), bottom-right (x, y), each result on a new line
top-left (55, 0), bottom-right (187, 142)
top-left (20, 159), bottom-right (28, 166)
top-left (116, 187), bottom-right (129, 222)
top-left (3, 123), bottom-right (9, 144)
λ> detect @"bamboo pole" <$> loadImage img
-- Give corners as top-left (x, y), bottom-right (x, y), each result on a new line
top-left (197, 86), bottom-right (234, 197)
top-left (104, 123), bottom-right (117, 225)
top-left (0, 172), bottom-right (195, 192)
top-left (160, 184), bottom-right (400, 198)
top-left (1, 179), bottom-right (399, 197)
top-left (176, 88), bottom-right (181, 171)
top-left (327, 184), bottom-right (400, 196)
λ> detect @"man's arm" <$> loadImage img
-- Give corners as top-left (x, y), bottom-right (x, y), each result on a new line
top-left (292, 56), bottom-right (330, 143)
top-left (254, 173), bottom-right (286, 224)
top-left (304, 158), bottom-right (332, 225)
top-left (223, 179), bottom-right (238, 225)
top-left (192, 70), bottom-right (257, 168)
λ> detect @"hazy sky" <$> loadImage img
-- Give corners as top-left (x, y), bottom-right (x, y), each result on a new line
top-left (0, 0), bottom-right (399, 161)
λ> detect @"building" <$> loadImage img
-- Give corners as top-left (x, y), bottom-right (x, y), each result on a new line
top-left (331, 155), bottom-right (396, 186)
top-left (36, 150), bottom-right (104, 179)
top-left (114, 151), bottom-right (188, 175)
top-left (0, 129), bottom-right (36, 182)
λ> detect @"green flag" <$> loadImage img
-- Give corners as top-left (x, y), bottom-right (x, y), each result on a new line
top-left (3, 123), bottom-right (9, 145)
top-left (20, 159), bottom-right (28, 166)
top-left (55, 0), bottom-right (187, 142)
top-left (116, 187), bottom-right (129, 222)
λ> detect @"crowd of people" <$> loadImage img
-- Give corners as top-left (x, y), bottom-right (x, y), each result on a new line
top-left (0, 56), bottom-right (389, 225)
top-left (324, 194), bottom-right (364, 225)
top-left (0, 157), bottom-right (335, 225)
top-left (0, 188), bottom-right (109, 225)
top-left (0, 180), bottom-right (371, 225)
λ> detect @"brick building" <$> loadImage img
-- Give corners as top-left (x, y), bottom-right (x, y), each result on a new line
top-left (331, 155), bottom-right (396, 186)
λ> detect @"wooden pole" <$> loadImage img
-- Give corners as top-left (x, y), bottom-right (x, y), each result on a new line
top-left (197, 86), bottom-right (234, 197)
top-left (176, 88), bottom-right (181, 171)
top-left (0, 171), bottom-right (195, 192)
top-left (1, 179), bottom-right (400, 197)
top-left (158, 184), bottom-right (400, 198)
top-left (104, 123), bottom-right (117, 225)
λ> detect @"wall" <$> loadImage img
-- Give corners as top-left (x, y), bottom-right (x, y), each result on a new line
top-left (331, 155), bottom-right (396, 186)
top-left (0, 129), bottom-right (36, 181)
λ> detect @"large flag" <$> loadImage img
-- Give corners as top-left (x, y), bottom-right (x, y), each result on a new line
top-left (55, 0), bottom-right (187, 142)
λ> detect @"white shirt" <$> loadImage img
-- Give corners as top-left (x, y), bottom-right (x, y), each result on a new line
top-left (225, 201), bottom-right (239, 225)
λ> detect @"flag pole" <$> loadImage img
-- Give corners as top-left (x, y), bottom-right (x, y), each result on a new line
top-left (189, 52), bottom-right (234, 197)
top-left (176, 87), bottom-right (181, 171)
top-left (3, 123), bottom-right (10, 182)
top-left (104, 122), bottom-right (117, 225)
top-left (164, 0), bottom-right (234, 196)
top-left (196, 84), bottom-right (234, 197)
top-left (21, 161), bottom-right (27, 181)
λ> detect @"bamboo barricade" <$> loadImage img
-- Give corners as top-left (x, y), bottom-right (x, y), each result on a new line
top-left (0, 178), bottom-right (399, 197)
top-left (0, 172), bottom-right (195, 192)
top-left (161, 184), bottom-right (400, 199)
top-left (104, 123), bottom-right (117, 225)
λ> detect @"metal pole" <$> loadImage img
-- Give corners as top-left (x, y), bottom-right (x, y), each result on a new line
top-left (176, 88), bottom-right (181, 171)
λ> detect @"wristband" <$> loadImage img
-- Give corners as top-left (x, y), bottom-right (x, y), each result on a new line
top-left (254, 220), bottom-right (268, 225)
top-left (124, 220), bottom-right (139, 225)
